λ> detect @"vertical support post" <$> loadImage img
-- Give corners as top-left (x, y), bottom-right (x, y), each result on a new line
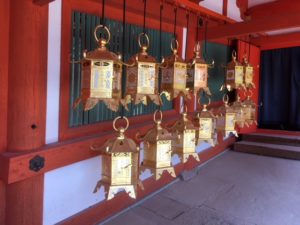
top-left (5, 0), bottom-right (48, 225)
top-left (223, 0), bottom-right (228, 17)
top-left (0, 0), bottom-right (10, 223)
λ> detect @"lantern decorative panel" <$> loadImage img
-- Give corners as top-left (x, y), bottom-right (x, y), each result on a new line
top-left (140, 110), bottom-right (176, 180)
top-left (243, 94), bottom-right (257, 126)
top-left (216, 95), bottom-right (238, 137)
top-left (187, 42), bottom-right (213, 96)
top-left (196, 100), bottom-right (218, 147)
top-left (125, 33), bottom-right (161, 106)
top-left (243, 56), bottom-right (256, 89)
top-left (170, 110), bottom-right (199, 163)
top-left (91, 117), bottom-right (143, 200)
top-left (161, 39), bottom-right (189, 100)
top-left (74, 25), bottom-right (123, 111)
top-left (232, 96), bottom-right (249, 128)
top-left (225, 51), bottom-right (245, 91)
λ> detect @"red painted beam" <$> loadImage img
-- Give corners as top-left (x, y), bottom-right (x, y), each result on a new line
top-left (199, 13), bottom-right (300, 40)
top-left (251, 32), bottom-right (300, 50)
top-left (33, 0), bottom-right (55, 6)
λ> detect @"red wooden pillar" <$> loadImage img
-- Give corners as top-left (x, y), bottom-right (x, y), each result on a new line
top-left (5, 0), bottom-right (48, 225)
top-left (0, 0), bottom-right (10, 224)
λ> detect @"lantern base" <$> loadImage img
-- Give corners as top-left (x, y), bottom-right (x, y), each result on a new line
top-left (178, 152), bottom-right (200, 163)
top-left (93, 180), bottom-right (137, 200)
top-left (197, 138), bottom-right (218, 147)
top-left (141, 166), bottom-right (176, 180)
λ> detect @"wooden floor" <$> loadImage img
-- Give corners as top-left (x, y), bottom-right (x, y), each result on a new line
top-left (100, 151), bottom-right (300, 225)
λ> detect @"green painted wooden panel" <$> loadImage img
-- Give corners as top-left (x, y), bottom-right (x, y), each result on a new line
top-left (70, 11), bottom-right (173, 127)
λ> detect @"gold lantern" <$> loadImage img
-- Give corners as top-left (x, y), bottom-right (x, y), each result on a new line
top-left (140, 110), bottom-right (176, 180)
top-left (232, 95), bottom-right (249, 128)
top-left (224, 51), bottom-right (245, 91)
top-left (74, 25), bottom-right (124, 111)
top-left (161, 39), bottom-right (189, 100)
top-left (216, 95), bottom-right (238, 137)
top-left (243, 93), bottom-right (257, 126)
top-left (91, 117), bottom-right (143, 200)
top-left (187, 42), bottom-right (213, 96)
top-left (170, 108), bottom-right (199, 163)
top-left (242, 56), bottom-right (256, 89)
top-left (196, 99), bottom-right (218, 147)
top-left (125, 33), bottom-right (161, 106)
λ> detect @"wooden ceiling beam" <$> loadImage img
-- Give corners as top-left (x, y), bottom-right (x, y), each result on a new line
top-left (199, 13), bottom-right (300, 41)
top-left (251, 32), bottom-right (300, 50)
top-left (33, 0), bottom-right (55, 6)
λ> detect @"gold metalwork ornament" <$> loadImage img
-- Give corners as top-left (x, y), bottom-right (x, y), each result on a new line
top-left (242, 56), bottom-right (256, 89)
top-left (232, 95), bottom-right (249, 128)
top-left (161, 39), bottom-right (190, 100)
top-left (187, 42), bottom-right (213, 96)
top-left (216, 94), bottom-right (238, 137)
top-left (91, 116), bottom-right (144, 200)
top-left (125, 33), bottom-right (162, 106)
top-left (73, 25), bottom-right (126, 112)
top-left (139, 110), bottom-right (176, 180)
top-left (223, 50), bottom-right (246, 91)
top-left (196, 97), bottom-right (218, 147)
top-left (170, 105), bottom-right (199, 163)
top-left (242, 90), bottom-right (258, 126)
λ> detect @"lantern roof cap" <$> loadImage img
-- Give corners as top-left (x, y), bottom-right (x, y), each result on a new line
top-left (84, 45), bottom-right (122, 62)
top-left (171, 112), bottom-right (195, 133)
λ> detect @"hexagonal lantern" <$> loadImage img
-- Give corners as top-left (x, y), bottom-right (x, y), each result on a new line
top-left (170, 110), bottom-right (199, 163)
top-left (74, 25), bottom-right (123, 111)
top-left (242, 56), bottom-right (256, 89)
top-left (140, 110), bottom-right (176, 180)
top-left (187, 42), bottom-right (213, 96)
top-left (161, 39), bottom-right (189, 100)
top-left (243, 94), bottom-right (257, 126)
top-left (196, 100), bottom-right (218, 147)
top-left (232, 95), bottom-right (249, 128)
top-left (216, 95), bottom-right (238, 137)
top-left (125, 33), bottom-right (161, 106)
top-left (225, 51), bottom-right (245, 91)
top-left (91, 117), bottom-right (143, 200)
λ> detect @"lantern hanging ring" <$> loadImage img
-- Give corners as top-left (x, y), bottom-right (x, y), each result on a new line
top-left (171, 38), bottom-right (179, 52)
top-left (138, 32), bottom-right (150, 48)
top-left (153, 110), bottom-right (163, 124)
top-left (94, 24), bottom-right (111, 44)
top-left (232, 50), bottom-right (237, 59)
top-left (113, 116), bottom-right (129, 132)
top-left (198, 95), bottom-right (211, 106)
top-left (222, 94), bottom-right (229, 104)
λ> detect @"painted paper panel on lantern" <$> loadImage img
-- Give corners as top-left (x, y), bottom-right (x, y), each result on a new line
top-left (225, 113), bottom-right (235, 130)
top-left (162, 68), bottom-right (173, 84)
top-left (90, 60), bottom-right (113, 98)
top-left (235, 66), bottom-right (244, 84)
top-left (226, 69), bottom-right (235, 81)
top-left (183, 130), bottom-right (196, 152)
top-left (174, 62), bottom-right (187, 90)
top-left (200, 118), bottom-right (212, 138)
top-left (137, 62), bottom-right (155, 94)
top-left (82, 62), bottom-right (91, 89)
top-left (245, 66), bottom-right (254, 84)
top-left (244, 108), bottom-right (252, 120)
top-left (111, 153), bottom-right (132, 185)
top-left (157, 140), bottom-right (172, 167)
top-left (195, 64), bottom-right (208, 88)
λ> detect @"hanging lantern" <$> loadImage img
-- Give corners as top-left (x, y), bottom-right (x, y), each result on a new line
top-left (232, 95), bottom-right (249, 128)
top-left (91, 117), bottom-right (143, 200)
top-left (170, 107), bottom-right (199, 163)
top-left (161, 39), bottom-right (189, 100)
top-left (196, 98), bottom-right (218, 146)
top-left (187, 42), bottom-right (213, 96)
top-left (243, 92), bottom-right (257, 126)
top-left (243, 56), bottom-right (256, 89)
top-left (216, 94), bottom-right (238, 137)
top-left (73, 25), bottom-right (124, 111)
top-left (224, 50), bottom-right (245, 91)
top-left (140, 110), bottom-right (176, 180)
top-left (125, 33), bottom-right (161, 105)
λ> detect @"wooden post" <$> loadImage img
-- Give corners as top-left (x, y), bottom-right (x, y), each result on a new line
top-left (5, 0), bottom-right (48, 224)
top-left (0, 0), bottom-right (10, 223)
